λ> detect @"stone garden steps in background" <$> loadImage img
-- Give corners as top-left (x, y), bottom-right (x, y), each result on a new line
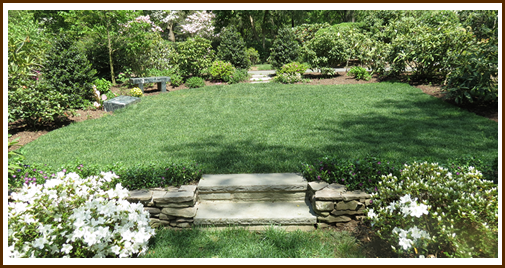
top-left (250, 74), bottom-right (271, 84)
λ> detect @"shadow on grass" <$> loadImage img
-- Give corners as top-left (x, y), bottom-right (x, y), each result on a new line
top-left (161, 95), bottom-right (497, 174)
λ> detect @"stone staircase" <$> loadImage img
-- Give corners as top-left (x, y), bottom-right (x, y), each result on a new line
top-left (249, 74), bottom-right (272, 84)
top-left (194, 173), bottom-right (317, 231)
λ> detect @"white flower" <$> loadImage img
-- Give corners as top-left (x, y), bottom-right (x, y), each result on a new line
top-left (44, 178), bottom-right (63, 189)
top-left (367, 209), bottom-right (377, 219)
top-left (398, 237), bottom-right (413, 250)
top-left (419, 255), bottom-right (425, 258)
top-left (61, 244), bottom-right (73, 254)
top-left (410, 203), bottom-right (429, 218)
top-left (399, 194), bottom-right (413, 204)
top-left (32, 237), bottom-right (48, 249)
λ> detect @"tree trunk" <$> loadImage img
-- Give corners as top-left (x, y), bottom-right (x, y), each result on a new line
top-left (168, 22), bottom-right (176, 42)
top-left (106, 21), bottom-right (116, 85)
top-left (261, 10), bottom-right (269, 50)
top-left (249, 15), bottom-right (260, 43)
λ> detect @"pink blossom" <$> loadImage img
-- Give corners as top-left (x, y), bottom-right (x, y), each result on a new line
top-left (101, 94), bottom-right (107, 101)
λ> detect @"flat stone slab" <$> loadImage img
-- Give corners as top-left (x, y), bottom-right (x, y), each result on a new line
top-left (308, 181), bottom-right (329, 192)
top-left (198, 173), bottom-right (307, 193)
top-left (103, 95), bottom-right (141, 112)
top-left (198, 191), bottom-right (306, 202)
top-left (194, 201), bottom-right (317, 226)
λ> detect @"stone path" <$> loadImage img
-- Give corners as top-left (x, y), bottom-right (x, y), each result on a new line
top-left (194, 173), bottom-right (317, 231)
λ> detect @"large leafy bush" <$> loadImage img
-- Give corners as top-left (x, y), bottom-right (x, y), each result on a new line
top-left (8, 83), bottom-right (72, 127)
top-left (272, 62), bottom-right (309, 84)
top-left (442, 11), bottom-right (498, 105)
top-left (44, 37), bottom-right (97, 109)
top-left (303, 27), bottom-right (347, 74)
top-left (209, 60), bottom-right (235, 82)
top-left (174, 37), bottom-right (215, 78)
top-left (367, 162), bottom-right (498, 258)
top-left (8, 171), bottom-right (155, 258)
top-left (217, 26), bottom-right (250, 70)
top-left (269, 28), bottom-right (300, 70)
top-left (7, 10), bottom-right (51, 91)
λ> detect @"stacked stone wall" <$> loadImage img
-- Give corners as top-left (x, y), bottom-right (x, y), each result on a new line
top-left (307, 181), bottom-right (372, 228)
top-left (126, 185), bottom-right (197, 229)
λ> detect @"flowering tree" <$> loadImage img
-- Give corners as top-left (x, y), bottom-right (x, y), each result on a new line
top-left (180, 10), bottom-right (217, 39)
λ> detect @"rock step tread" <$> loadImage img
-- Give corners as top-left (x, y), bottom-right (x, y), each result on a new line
top-left (194, 200), bottom-right (317, 226)
top-left (198, 173), bottom-right (307, 193)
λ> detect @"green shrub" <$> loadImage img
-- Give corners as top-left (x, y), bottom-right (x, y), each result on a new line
top-left (442, 34), bottom-right (498, 105)
top-left (269, 28), bottom-right (301, 70)
top-left (292, 23), bottom-right (331, 45)
top-left (209, 60), bottom-right (235, 82)
top-left (367, 162), bottom-right (498, 258)
top-left (272, 73), bottom-right (303, 84)
top-left (93, 78), bottom-right (112, 95)
top-left (227, 69), bottom-right (249, 84)
top-left (277, 62), bottom-right (309, 75)
top-left (347, 66), bottom-right (371, 81)
top-left (246, 47), bottom-right (260, 66)
top-left (7, 10), bottom-right (51, 91)
top-left (43, 36), bottom-right (97, 109)
top-left (8, 83), bottom-right (72, 127)
top-left (217, 26), bottom-right (250, 70)
top-left (301, 154), bottom-right (402, 193)
top-left (169, 73), bottom-right (184, 87)
top-left (8, 135), bottom-right (25, 177)
top-left (8, 159), bottom-right (204, 191)
top-left (185, 77), bottom-right (205, 88)
top-left (145, 68), bottom-right (172, 77)
top-left (303, 27), bottom-right (347, 72)
top-left (8, 171), bottom-right (155, 258)
top-left (174, 37), bottom-right (215, 78)
top-left (272, 62), bottom-right (309, 84)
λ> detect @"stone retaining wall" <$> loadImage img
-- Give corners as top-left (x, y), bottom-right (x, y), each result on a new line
top-left (307, 181), bottom-right (372, 229)
top-left (126, 185), bottom-right (197, 229)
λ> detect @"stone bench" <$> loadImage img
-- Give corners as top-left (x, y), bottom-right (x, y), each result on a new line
top-left (130, 76), bottom-right (171, 93)
top-left (103, 95), bottom-right (141, 112)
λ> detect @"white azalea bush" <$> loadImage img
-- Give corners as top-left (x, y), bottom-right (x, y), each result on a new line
top-left (8, 171), bottom-right (155, 258)
top-left (366, 162), bottom-right (498, 258)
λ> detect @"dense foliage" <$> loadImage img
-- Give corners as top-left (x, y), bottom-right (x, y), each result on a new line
top-left (269, 28), bottom-right (300, 70)
top-left (173, 37), bottom-right (215, 78)
top-left (217, 26), bottom-right (250, 70)
top-left (367, 162), bottom-right (497, 258)
top-left (8, 171), bottom-right (155, 258)
top-left (7, 10), bottom-right (50, 91)
top-left (43, 37), bottom-right (97, 109)
top-left (8, 160), bottom-right (203, 193)
top-left (209, 60), bottom-right (235, 82)
top-left (185, 76), bottom-right (206, 88)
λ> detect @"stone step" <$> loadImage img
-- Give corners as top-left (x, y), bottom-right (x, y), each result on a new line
top-left (251, 74), bottom-right (271, 78)
top-left (250, 77), bottom-right (271, 81)
top-left (194, 200), bottom-right (317, 230)
top-left (198, 173), bottom-right (307, 196)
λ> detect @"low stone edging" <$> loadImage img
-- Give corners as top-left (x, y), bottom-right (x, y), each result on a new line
top-left (307, 181), bottom-right (372, 229)
top-left (126, 185), bottom-right (197, 229)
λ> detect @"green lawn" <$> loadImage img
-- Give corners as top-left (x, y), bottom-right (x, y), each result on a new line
top-left (21, 82), bottom-right (498, 174)
top-left (141, 226), bottom-right (365, 258)
top-left (252, 64), bottom-right (273, 70)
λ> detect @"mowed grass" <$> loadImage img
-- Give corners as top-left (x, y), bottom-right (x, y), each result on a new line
top-left (251, 64), bottom-right (273, 70)
top-left (21, 82), bottom-right (498, 174)
top-left (141, 226), bottom-right (365, 258)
